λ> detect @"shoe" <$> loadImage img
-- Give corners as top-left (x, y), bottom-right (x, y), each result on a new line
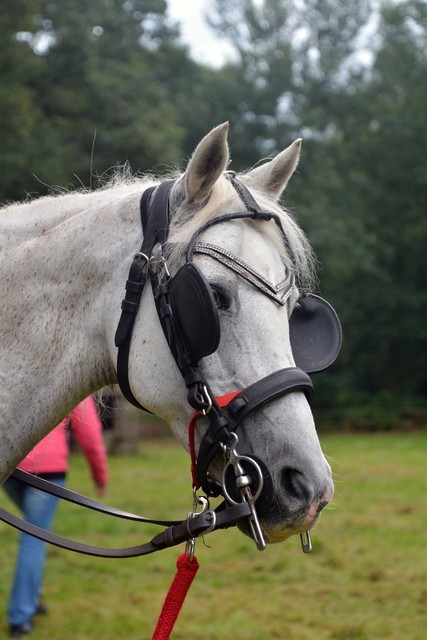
top-left (35, 600), bottom-right (48, 615)
top-left (9, 621), bottom-right (33, 637)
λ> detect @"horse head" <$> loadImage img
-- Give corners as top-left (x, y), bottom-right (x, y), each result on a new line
top-left (122, 123), bottom-right (340, 546)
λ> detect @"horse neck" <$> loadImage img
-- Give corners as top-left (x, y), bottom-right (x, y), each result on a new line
top-left (0, 182), bottom-right (152, 480)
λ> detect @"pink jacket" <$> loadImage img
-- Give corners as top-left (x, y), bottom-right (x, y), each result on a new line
top-left (18, 397), bottom-right (108, 489)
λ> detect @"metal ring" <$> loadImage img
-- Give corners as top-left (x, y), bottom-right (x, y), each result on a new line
top-left (222, 455), bottom-right (264, 506)
top-left (134, 252), bottom-right (149, 263)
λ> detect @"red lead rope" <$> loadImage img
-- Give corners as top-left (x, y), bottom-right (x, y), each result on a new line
top-left (152, 391), bottom-right (241, 639)
top-left (151, 552), bottom-right (199, 640)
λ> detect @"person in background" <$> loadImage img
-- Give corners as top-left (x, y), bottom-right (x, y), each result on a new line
top-left (3, 396), bottom-right (109, 638)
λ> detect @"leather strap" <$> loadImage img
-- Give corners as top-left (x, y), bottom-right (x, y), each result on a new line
top-left (195, 368), bottom-right (313, 491)
top-left (225, 367), bottom-right (313, 425)
top-left (0, 503), bottom-right (251, 558)
top-left (115, 181), bottom-right (174, 409)
top-left (185, 210), bottom-right (275, 262)
top-left (0, 470), bottom-right (251, 558)
top-left (11, 469), bottom-right (180, 524)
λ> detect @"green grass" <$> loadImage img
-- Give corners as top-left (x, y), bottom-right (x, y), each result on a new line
top-left (1, 433), bottom-right (427, 639)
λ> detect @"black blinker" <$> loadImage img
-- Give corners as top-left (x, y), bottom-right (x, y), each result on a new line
top-left (289, 294), bottom-right (342, 374)
top-left (168, 262), bottom-right (220, 363)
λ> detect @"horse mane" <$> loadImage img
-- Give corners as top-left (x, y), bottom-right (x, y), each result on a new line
top-left (0, 171), bottom-right (156, 249)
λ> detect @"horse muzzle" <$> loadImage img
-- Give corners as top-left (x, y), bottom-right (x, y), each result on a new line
top-left (259, 487), bottom-right (334, 544)
top-left (221, 446), bottom-right (334, 546)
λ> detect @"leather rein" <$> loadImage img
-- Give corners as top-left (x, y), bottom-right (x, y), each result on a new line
top-left (0, 469), bottom-right (250, 558)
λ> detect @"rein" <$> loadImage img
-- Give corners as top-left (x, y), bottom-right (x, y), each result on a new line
top-left (0, 469), bottom-right (251, 558)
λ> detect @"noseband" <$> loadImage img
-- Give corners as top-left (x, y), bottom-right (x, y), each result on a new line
top-left (115, 175), bottom-right (321, 549)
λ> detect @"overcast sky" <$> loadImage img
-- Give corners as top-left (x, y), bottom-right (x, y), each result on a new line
top-left (166, 0), bottom-right (235, 67)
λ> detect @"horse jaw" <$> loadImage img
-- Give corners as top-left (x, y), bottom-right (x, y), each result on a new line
top-left (244, 138), bottom-right (302, 200)
top-left (184, 122), bottom-right (230, 203)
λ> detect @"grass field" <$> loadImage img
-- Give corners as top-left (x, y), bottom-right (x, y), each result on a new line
top-left (1, 432), bottom-right (427, 639)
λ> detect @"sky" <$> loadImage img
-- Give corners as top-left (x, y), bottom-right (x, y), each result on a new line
top-left (166, 0), bottom-right (235, 67)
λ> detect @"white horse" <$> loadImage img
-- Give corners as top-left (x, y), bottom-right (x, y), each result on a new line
top-left (0, 123), bottom-right (334, 545)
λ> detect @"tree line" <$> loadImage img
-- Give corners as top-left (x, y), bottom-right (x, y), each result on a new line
top-left (1, 0), bottom-right (426, 422)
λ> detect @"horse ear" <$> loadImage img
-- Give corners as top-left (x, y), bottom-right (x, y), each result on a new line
top-left (246, 139), bottom-right (302, 200)
top-left (184, 122), bottom-right (230, 203)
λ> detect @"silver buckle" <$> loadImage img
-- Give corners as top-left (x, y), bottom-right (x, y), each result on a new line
top-left (185, 489), bottom-right (210, 561)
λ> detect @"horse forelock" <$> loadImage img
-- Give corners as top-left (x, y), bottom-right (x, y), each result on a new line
top-left (167, 173), bottom-right (317, 292)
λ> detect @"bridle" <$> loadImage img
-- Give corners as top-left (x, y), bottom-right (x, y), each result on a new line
top-left (115, 173), bottom-right (317, 551)
top-left (0, 173), bottom-right (341, 557)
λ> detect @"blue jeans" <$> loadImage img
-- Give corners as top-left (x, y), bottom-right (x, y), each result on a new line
top-left (3, 474), bottom-right (66, 626)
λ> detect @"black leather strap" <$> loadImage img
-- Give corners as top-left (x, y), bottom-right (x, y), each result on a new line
top-left (196, 368), bottom-right (313, 491)
top-left (0, 502), bottom-right (251, 558)
top-left (185, 211), bottom-right (275, 262)
top-left (142, 180), bottom-right (174, 246)
top-left (11, 469), bottom-right (179, 524)
top-left (225, 367), bottom-right (313, 425)
top-left (115, 181), bottom-right (174, 409)
top-left (227, 174), bottom-right (262, 212)
top-left (0, 470), bottom-right (252, 558)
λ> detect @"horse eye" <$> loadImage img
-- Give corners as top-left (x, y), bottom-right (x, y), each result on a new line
top-left (211, 286), bottom-right (230, 310)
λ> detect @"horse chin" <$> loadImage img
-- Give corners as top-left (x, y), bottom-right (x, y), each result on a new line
top-left (262, 527), bottom-right (302, 545)
top-left (261, 519), bottom-right (316, 545)
top-left (237, 520), bottom-right (298, 544)
top-left (237, 503), bottom-right (324, 545)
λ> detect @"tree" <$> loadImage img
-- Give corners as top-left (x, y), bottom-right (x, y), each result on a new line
top-left (208, 0), bottom-right (373, 157)
top-left (0, 1), bottom-right (45, 198)
top-left (0, 0), bottom-right (191, 199)
top-left (209, 0), bottom-right (427, 410)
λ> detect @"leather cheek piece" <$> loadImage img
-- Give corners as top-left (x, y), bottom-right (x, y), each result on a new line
top-left (289, 294), bottom-right (343, 374)
top-left (169, 263), bottom-right (221, 363)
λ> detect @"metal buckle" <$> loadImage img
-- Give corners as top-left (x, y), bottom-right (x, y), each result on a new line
top-left (150, 242), bottom-right (170, 277)
top-left (185, 488), bottom-right (210, 561)
top-left (221, 433), bottom-right (266, 551)
top-left (201, 385), bottom-right (213, 415)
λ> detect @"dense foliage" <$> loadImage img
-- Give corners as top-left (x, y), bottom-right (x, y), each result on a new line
top-left (1, 0), bottom-right (426, 417)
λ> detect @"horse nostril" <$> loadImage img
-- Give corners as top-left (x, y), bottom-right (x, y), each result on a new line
top-left (317, 500), bottom-right (328, 514)
top-left (281, 468), bottom-right (313, 504)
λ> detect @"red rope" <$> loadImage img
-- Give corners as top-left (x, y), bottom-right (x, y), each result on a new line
top-left (152, 390), bottom-right (242, 638)
top-left (151, 553), bottom-right (200, 640)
